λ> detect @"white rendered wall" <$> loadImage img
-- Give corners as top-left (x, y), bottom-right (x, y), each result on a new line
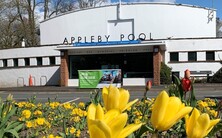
top-left (40, 3), bottom-right (216, 45)
top-left (0, 46), bottom-right (59, 59)
top-left (0, 67), bottom-right (60, 87)
top-left (0, 46), bottom-right (61, 87)
top-left (165, 39), bottom-right (222, 78)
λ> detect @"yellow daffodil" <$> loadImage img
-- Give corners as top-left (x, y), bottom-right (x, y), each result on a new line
top-left (102, 85), bottom-right (138, 112)
top-left (73, 116), bottom-right (81, 123)
top-left (33, 110), bottom-right (42, 116)
top-left (26, 121), bottom-right (33, 128)
top-left (87, 103), bottom-right (142, 138)
top-left (185, 108), bottom-right (220, 138)
top-left (78, 102), bottom-right (85, 109)
top-left (63, 103), bottom-right (72, 109)
top-left (22, 110), bottom-right (31, 119)
top-left (151, 90), bottom-right (192, 131)
top-left (76, 130), bottom-right (81, 137)
top-left (35, 118), bottom-right (45, 125)
top-left (48, 134), bottom-right (54, 138)
top-left (70, 127), bottom-right (76, 134)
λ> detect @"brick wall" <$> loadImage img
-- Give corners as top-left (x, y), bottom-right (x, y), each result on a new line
top-left (153, 46), bottom-right (161, 85)
top-left (60, 51), bottom-right (69, 86)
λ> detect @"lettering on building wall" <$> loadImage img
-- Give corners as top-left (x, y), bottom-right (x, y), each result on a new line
top-left (63, 33), bottom-right (152, 45)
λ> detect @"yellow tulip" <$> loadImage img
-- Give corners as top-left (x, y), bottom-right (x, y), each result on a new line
top-left (151, 90), bottom-right (192, 131)
top-left (87, 103), bottom-right (142, 138)
top-left (185, 108), bottom-right (220, 138)
top-left (102, 85), bottom-right (138, 112)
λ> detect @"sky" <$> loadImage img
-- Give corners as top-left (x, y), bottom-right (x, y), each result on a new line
top-left (110, 0), bottom-right (222, 19)
top-left (176, 0), bottom-right (222, 19)
top-left (36, 0), bottom-right (222, 21)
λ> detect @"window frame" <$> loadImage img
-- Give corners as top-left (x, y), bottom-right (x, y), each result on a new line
top-left (24, 58), bottom-right (30, 66)
top-left (206, 51), bottom-right (215, 61)
top-left (49, 57), bottom-right (56, 65)
top-left (13, 59), bottom-right (18, 67)
top-left (170, 52), bottom-right (179, 62)
top-left (188, 52), bottom-right (197, 61)
top-left (3, 59), bottom-right (7, 67)
top-left (36, 57), bottom-right (42, 66)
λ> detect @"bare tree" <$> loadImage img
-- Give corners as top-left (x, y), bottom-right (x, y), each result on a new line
top-left (13, 0), bottom-right (40, 46)
top-left (0, 0), bottom-right (21, 48)
top-left (48, 0), bottom-right (77, 17)
top-left (0, 0), bottom-right (107, 49)
top-left (78, 0), bottom-right (106, 9)
top-left (216, 18), bottom-right (222, 37)
top-left (44, 0), bottom-right (49, 19)
top-left (47, 0), bottom-right (106, 18)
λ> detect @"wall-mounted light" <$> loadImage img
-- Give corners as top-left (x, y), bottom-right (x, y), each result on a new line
top-left (153, 47), bottom-right (159, 53)
top-left (61, 51), bottom-right (65, 56)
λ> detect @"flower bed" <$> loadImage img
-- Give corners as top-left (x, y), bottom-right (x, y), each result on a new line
top-left (1, 74), bottom-right (222, 138)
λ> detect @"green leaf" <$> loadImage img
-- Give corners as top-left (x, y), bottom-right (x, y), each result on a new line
top-left (135, 124), bottom-right (154, 137)
top-left (14, 123), bottom-right (24, 132)
top-left (0, 107), bottom-right (17, 129)
top-left (0, 104), bottom-right (3, 119)
top-left (173, 75), bottom-right (184, 100)
top-left (5, 121), bottom-right (21, 131)
top-left (189, 83), bottom-right (197, 107)
top-left (5, 129), bottom-right (19, 138)
top-left (0, 129), bottom-right (5, 138)
top-left (58, 132), bottom-right (66, 138)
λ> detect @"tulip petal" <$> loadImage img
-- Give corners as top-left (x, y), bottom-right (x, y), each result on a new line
top-left (87, 103), bottom-right (97, 121)
top-left (89, 125), bottom-right (107, 138)
top-left (156, 97), bottom-right (183, 131)
top-left (107, 85), bottom-right (120, 110)
top-left (102, 87), bottom-right (109, 110)
top-left (191, 113), bottom-right (210, 138)
top-left (118, 123), bottom-right (142, 138)
top-left (104, 109), bottom-right (121, 124)
top-left (119, 88), bottom-right (130, 111)
top-left (162, 106), bottom-right (192, 131)
top-left (121, 99), bottom-right (138, 112)
top-left (186, 108), bottom-right (200, 137)
top-left (205, 119), bottom-right (220, 136)
top-left (89, 120), bottom-right (112, 138)
top-left (185, 114), bottom-right (189, 134)
top-left (163, 97), bottom-right (181, 122)
top-left (95, 104), bottom-right (104, 120)
top-left (151, 91), bottom-right (169, 129)
top-left (108, 113), bottom-right (128, 138)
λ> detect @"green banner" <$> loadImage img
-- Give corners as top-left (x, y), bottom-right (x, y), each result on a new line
top-left (78, 70), bottom-right (103, 88)
top-left (78, 69), bottom-right (122, 88)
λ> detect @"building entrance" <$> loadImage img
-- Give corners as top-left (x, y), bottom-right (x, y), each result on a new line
top-left (69, 52), bottom-right (153, 79)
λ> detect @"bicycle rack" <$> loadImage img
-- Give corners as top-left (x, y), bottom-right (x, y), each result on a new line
top-left (40, 76), bottom-right (47, 86)
top-left (17, 77), bottom-right (24, 87)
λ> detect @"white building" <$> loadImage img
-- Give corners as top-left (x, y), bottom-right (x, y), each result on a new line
top-left (0, 46), bottom-right (61, 87)
top-left (0, 3), bottom-right (221, 87)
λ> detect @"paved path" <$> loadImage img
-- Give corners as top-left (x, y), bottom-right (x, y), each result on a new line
top-left (0, 83), bottom-right (222, 103)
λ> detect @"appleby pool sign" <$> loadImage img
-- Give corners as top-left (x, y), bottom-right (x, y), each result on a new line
top-left (63, 33), bottom-right (151, 45)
